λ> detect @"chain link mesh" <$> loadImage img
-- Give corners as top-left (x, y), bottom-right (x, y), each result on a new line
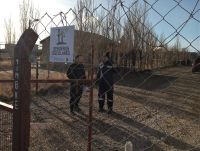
top-left (0, 109), bottom-right (13, 151)
top-left (29, 0), bottom-right (200, 150)
top-left (0, 0), bottom-right (199, 150)
top-left (0, 43), bottom-right (13, 150)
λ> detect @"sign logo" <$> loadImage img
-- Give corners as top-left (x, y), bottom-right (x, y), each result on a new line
top-left (57, 29), bottom-right (66, 45)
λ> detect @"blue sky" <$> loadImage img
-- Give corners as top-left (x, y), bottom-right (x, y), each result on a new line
top-left (0, 0), bottom-right (199, 52)
top-left (146, 0), bottom-right (200, 51)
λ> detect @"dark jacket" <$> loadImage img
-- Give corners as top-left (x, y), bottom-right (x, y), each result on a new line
top-left (97, 60), bottom-right (114, 87)
top-left (67, 63), bottom-right (86, 80)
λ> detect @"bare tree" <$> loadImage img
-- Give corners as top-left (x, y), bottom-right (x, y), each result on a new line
top-left (74, 0), bottom-right (93, 32)
top-left (122, 1), bottom-right (162, 70)
top-left (123, 1), bottom-right (145, 69)
top-left (19, 0), bottom-right (40, 33)
top-left (174, 36), bottom-right (181, 61)
top-left (74, 0), bottom-right (84, 31)
top-left (4, 17), bottom-right (16, 44)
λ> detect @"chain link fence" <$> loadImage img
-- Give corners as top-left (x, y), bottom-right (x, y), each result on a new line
top-left (0, 0), bottom-right (200, 150)
top-left (0, 99), bottom-right (13, 151)
top-left (29, 0), bottom-right (200, 150)
top-left (0, 42), bottom-right (13, 150)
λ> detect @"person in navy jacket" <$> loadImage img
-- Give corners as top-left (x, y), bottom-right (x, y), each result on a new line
top-left (97, 52), bottom-right (114, 114)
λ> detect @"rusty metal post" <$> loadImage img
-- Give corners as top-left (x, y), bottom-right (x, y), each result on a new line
top-left (87, 40), bottom-right (94, 151)
top-left (47, 62), bottom-right (50, 79)
top-left (12, 29), bottom-right (38, 151)
top-left (36, 58), bottom-right (39, 94)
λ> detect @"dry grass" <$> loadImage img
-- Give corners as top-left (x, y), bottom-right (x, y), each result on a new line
top-left (0, 69), bottom-right (68, 97)
top-left (0, 70), bottom-right (13, 97)
top-left (0, 60), bottom-right (13, 70)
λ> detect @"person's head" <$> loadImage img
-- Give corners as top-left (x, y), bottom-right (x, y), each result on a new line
top-left (75, 55), bottom-right (84, 64)
top-left (103, 52), bottom-right (110, 62)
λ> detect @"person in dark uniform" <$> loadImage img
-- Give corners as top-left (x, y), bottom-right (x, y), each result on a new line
top-left (67, 55), bottom-right (86, 114)
top-left (97, 52), bottom-right (114, 114)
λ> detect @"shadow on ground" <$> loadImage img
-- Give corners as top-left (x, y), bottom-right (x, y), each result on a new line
top-left (115, 71), bottom-right (177, 91)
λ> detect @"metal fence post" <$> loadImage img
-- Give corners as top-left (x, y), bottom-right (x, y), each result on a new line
top-left (36, 58), bottom-right (39, 94)
top-left (87, 40), bottom-right (94, 151)
top-left (12, 29), bottom-right (38, 151)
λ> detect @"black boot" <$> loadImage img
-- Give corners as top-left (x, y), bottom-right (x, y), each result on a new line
top-left (98, 108), bottom-right (106, 112)
top-left (74, 104), bottom-right (82, 112)
top-left (107, 107), bottom-right (113, 114)
top-left (98, 102), bottom-right (105, 113)
top-left (70, 105), bottom-right (75, 115)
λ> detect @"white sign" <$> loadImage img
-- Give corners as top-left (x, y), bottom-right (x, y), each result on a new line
top-left (50, 26), bottom-right (75, 63)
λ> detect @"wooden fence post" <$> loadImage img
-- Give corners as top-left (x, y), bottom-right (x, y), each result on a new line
top-left (12, 29), bottom-right (38, 151)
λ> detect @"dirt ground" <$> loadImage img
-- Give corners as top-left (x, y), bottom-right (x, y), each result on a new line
top-left (0, 66), bottom-right (200, 151)
top-left (27, 66), bottom-right (200, 151)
